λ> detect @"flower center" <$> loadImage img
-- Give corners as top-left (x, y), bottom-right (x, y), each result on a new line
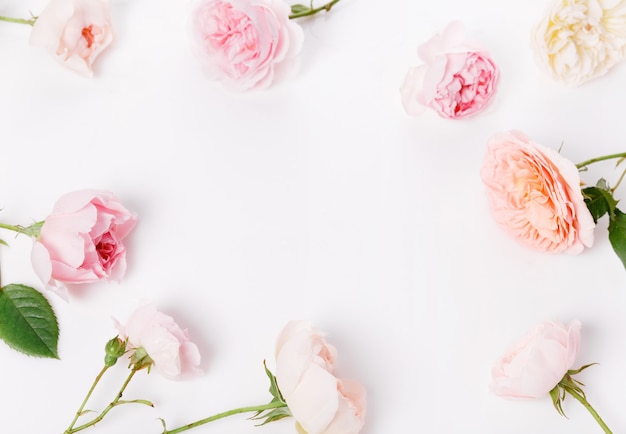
top-left (82, 26), bottom-right (95, 48)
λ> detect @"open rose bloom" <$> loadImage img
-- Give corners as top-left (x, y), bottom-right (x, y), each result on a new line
top-left (490, 320), bottom-right (581, 398)
top-left (275, 320), bottom-right (366, 434)
top-left (191, 0), bottom-right (304, 90)
top-left (532, 0), bottom-right (626, 86)
top-left (29, 0), bottom-right (113, 77)
top-left (480, 130), bottom-right (595, 254)
top-left (31, 189), bottom-right (137, 298)
top-left (400, 21), bottom-right (499, 119)
top-left (115, 303), bottom-right (202, 380)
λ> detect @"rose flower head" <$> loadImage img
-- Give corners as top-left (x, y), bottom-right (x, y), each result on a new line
top-left (532, 0), bottom-right (626, 86)
top-left (490, 320), bottom-right (581, 399)
top-left (190, 0), bottom-right (304, 91)
top-left (480, 130), bottom-right (595, 254)
top-left (275, 320), bottom-right (366, 434)
top-left (31, 189), bottom-right (137, 299)
top-left (400, 21), bottom-right (499, 119)
top-left (29, 0), bottom-right (113, 77)
top-left (114, 303), bottom-right (202, 380)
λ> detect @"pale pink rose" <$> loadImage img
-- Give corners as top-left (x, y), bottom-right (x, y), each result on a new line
top-left (400, 21), bottom-right (499, 119)
top-left (115, 303), bottom-right (202, 380)
top-left (490, 320), bottom-right (582, 398)
top-left (31, 189), bottom-right (137, 298)
top-left (29, 0), bottom-right (113, 77)
top-left (275, 320), bottom-right (366, 434)
top-left (191, 0), bottom-right (304, 91)
top-left (480, 130), bottom-right (595, 254)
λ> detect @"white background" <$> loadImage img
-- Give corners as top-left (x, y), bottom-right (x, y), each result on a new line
top-left (1, 0), bottom-right (625, 433)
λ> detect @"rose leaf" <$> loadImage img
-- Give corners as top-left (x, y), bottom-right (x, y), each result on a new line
top-left (608, 208), bottom-right (626, 270)
top-left (582, 186), bottom-right (617, 223)
top-left (0, 284), bottom-right (59, 358)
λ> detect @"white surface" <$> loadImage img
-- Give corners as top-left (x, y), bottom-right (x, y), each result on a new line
top-left (1, 0), bottom-right (625, 433)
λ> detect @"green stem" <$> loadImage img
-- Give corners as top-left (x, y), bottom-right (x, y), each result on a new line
top-left (563, 386), bottom-right (613, 434)
top-left (163, 401), bottom-right (288, 434)
top-left (64, 366), bottom-right (110, 433)
top-left (576, 153), bottom-right (626, 170)
top-left (289, 0), bottom-right (341, 19)
top-left (0, 221), bottom-right (43, 237)
top-left (66, 368), bottom-right (150, 434)
top-left (0, 15), bottom-right (36, 26)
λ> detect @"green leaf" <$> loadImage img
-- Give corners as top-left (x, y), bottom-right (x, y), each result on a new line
top-left (0, 284), bottom-right (59, 358)
top-left (608, 208), bottom-right (626, 270)
top-left (582, 186), bottom-right (618, 223)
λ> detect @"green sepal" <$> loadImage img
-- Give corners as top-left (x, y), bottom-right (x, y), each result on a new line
top-left (0, 239), bottom-right (8, 247)
top-left (250, 361), bottom-right (291, 426)
top-left (264, 360), bottom-right (286, 403)
top-left (582, 183), bottom-right (618, 223)
top-left (0, 284), bottom-right (59, 358)
top-left (549, 385), bottom-right (566, 417)
top-left (608, 208), bottom-right (626, 269)
top-left (19, 221), bottom-right (44, 238)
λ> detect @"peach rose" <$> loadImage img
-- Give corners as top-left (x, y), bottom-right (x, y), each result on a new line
top-left (115, 303), bottom-right (202, 380)
top-left (275, 320), bottom-right (366, 434)
top-left (29, 0), bottom-right (113, 77)
top-left (191, 0), bottom-right (304, 91)
top-left (31, 189), bottom-right (137, 298)
top-left (400, 21), bottom-right (499, 119)
top-left (490, 320), bottom-right (582, 398)
top-left (532, 0), bottom-right (626, 86)
top-left (480, 130), bottom-right (595, 254)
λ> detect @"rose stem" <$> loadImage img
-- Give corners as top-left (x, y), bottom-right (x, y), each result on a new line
top-left (0, 16), bottom-right (35, 26)
top-left (289, 0), bottom-right (341, 19)
top-left (576, 152), bottom-right (626, 170)
top-left (0, 221), bottom-right (43, 237)
top-left (66, 368), bottom-right (152, 434)
top-left (563, 385), bottom-right (613, 434)
top-left (64, 366), bottom-right (110, 433)
top-left (163, 401), bottom-right (288, 434)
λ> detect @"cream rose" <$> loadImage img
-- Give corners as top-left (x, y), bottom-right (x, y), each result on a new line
top-left (275, 320), bottom-right (366, 434)
top-left (480, 130), bottom-right (595, 254)
top-left (532, 0), bottom-right (626, 85)
top-left (490, 320), bottom-right (582, 398)
top-left (29, 0), bottom-right (113, 77)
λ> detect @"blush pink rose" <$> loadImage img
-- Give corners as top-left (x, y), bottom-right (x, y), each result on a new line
top-left (275, 320), bottom-right (366, 434)
top-left (490, 320), bottom-right (582, 398)
top-left (191, 0), bottom-right (304, 91)
top-left (400, 21), bottom-right (499, 119)
top-left (480, 130), bottom-right (595, 254)
top-left (31, 189), bottom-right (137, 298)
top-left (29, 0), bottom-right (113, 77)
top-left (115, 303), bottom-right (202, 380)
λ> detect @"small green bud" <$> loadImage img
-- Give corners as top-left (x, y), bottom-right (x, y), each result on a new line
top-left (104, 336), bottom-right (126, 367)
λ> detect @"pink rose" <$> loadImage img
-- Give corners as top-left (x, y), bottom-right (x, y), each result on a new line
top-left (29, 0), bottom-right (113, 77)
top-left (400, 21), bottom-right (499, 119)
top-left (480, 130), bottom-right (595, 254)
top-left (191, 0), bottom-right (304, 91)
top-left (275, 320), bottom-right (366, 434)
top-left (115, 303), bottom-right (202, 380)
top-left (490, 320), bottom-right (582, 398)
top-left (31, 189), bottom-right (137, 298)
